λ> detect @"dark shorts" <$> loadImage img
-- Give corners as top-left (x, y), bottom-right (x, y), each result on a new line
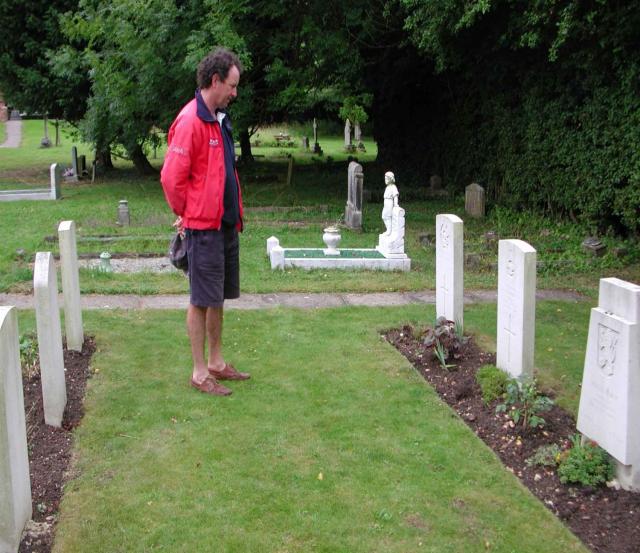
top-left (186, 226), bottom-right (240, 307)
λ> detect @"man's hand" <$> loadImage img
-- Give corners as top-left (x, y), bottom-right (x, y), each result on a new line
top-left (173, 216), bottom-right (184, 237)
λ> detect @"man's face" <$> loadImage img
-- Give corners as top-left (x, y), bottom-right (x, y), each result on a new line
top-left (211, 65), bottom-right (240, 110)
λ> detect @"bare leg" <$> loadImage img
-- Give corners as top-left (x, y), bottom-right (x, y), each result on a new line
top-left (187, 304), bottom-right (209, 383)
top-left (206, 306), bottom-right (225, 371)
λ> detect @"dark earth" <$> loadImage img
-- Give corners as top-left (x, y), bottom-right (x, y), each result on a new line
top-left (19, 337), bottom-right (95, 553)
top-left (386, 325), bottom-right (640, 553)
top-left (18, 330), bottom-right (640, 552)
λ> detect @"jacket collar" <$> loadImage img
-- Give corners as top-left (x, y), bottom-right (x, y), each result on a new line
top-left (195, 89), bottom-right (232, 132)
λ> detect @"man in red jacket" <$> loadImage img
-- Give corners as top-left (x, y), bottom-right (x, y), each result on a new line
top-left (161, 47), bottom-right (250, 396)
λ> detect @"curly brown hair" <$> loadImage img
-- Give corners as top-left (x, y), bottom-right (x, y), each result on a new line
top-left (196, 47), bottom-right (243, 89)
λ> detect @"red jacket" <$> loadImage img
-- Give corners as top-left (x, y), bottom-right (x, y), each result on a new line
top-left (160, 96), bottom-right (243, 230)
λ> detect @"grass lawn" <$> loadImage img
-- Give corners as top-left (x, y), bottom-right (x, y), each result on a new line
top-left (11, 304), bottom-right (588, 553)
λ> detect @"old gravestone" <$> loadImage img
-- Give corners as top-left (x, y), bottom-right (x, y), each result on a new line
top-left (58, 221), bottom-right (84, 352)
top-left (577, 278), bottom-right (640, 491)
top-left (34, 252), bottom-right (67, 427)
top-left (69, 146), bottom-right (79, 182)
top-left (344, 161), bottom-right (363, 230)
top-left (496, 239), bottom-right (536, 380)
top-left (0, 306), bottom-right (32, 553)
top-left (50, 163), bottom-right (62, 199)
top-left (465, 182), bottom-right (485, 218)
top-left (436, 214), bottom-right (464, 327)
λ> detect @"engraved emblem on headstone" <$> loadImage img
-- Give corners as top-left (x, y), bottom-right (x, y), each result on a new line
top-left (506, 255), bottom-right (515, 278)
top-left (439, 223), bottom-right (450, 249)
top-left (597, 324), bottom-right (618, 376)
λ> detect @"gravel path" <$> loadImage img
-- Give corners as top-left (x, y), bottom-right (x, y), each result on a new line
top-left (0, 119), bottom-right (22, 148)
top-left (0, 289), bottom-right (586, 310)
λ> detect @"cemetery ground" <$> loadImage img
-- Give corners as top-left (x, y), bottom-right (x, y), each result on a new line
top-left (3, 119), bottom-right (640, 552)
top-left (17, 305), bottom-right (602, 553)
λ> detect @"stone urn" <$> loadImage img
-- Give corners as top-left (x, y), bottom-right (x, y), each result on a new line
top-left (322, 226), bottom-right (341, 255)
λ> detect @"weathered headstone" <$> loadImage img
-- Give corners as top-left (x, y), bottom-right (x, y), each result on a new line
top-left (69, 146), bottom-right (79, 182)
top-left (50, 163), bottom-right (62, 199)
top-left (344, 161), bottom-right (363, 230)
top-left (577, 278), bottom-right (640, 491)
top-left (0, 306), bottom-right (32, 553)
top-left (429, 175), bottom-right (442, 192)
top-left (496, 239), bottom-right (537, 380)
top-left (465, 183), bottom-right (485, 218)
top-left (301, 136), bottom-right (309, 150)
top-left (78, 154), bottom-right (87, 177)
top-left (58, 221), bottom-right (84, 352)
top-left (435, 214), bottom-right (464, 326)
top-left (312, 118), bottom-right (322, 154)
top-left (34, 252), bottom-right (67, 427)
top-left (117, 199), bottom-right (130, 226)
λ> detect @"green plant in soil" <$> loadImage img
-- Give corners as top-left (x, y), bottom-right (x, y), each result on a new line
top-left (525, 444), bottom-right (562, 468)
top-left (19, 332), bottom-right (39, 379)
top-left (422, 316), bottom-right (467, 370)
top-left (475, 364), bottom-right (509, 405)
top-left (496, 379), bottom-right (554, 430)
top-left (557, 434), bottom-right (615, 487)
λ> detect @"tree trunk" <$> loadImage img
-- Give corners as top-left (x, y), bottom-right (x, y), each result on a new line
top-left (130, 144), bottom-right (157, 175)
top-left (239, 129), bottom-right (254, 164)
top-left (96, 147), bottom-right (113, 170)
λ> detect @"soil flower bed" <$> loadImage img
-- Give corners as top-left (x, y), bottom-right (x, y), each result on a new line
top-left (19, 338), bottom-right (95, 553)
top-left (386, 325), bottom-right (640, 553)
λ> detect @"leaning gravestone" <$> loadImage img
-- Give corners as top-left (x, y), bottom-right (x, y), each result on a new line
top-left (344, 161), bottom-right (363, 230)
top-left (496, 239), bottom-right (536, 380)
top-left (465, 183), bottom-right (485, 218)
top-left (0, 306), bottom-right (32, 553)
top-left (58, 221), bottom-right (84, 352)
top-left (50, 163), bottom-right (62, 199)
top-left (577, 278), bottom-right (640, 491)
top-left (34, 252), bottom-right (67, 427)
top-left (436, 214), bottom-right (464, 326)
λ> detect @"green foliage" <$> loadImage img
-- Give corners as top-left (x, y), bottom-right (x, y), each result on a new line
top-left (525, 444), bottom-right (561, 468)
top-left (338, 96), bottom-right (371, 125)
top-left (496, 379), bottom-right (554, 430)
top-left (475, 364), bottom-right (508, 405)
top-left (19, 332), bottom-right (39, 379)
top-left (557, 434), bottom-right (614, 487)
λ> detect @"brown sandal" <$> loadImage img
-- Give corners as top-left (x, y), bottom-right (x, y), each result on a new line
top-left (208, 364), bottom-right (250, 381)
top-left (190, 376), bottom-right (232, 396)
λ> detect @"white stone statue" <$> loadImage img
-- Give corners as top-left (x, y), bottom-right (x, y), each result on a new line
top-left (381, 171), bottom-right (399, 236)
top-left (344, 118), bottom-right (352, 146)
top-left (377, 171), bottom-right (406, 257)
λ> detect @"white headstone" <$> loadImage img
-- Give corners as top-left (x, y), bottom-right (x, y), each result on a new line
top-left (344, 161), bottom-right (363, 230)
top-left (0, 306), bottom-right (32, 552)
top-left (344, 119), bottom-right (351, 147)
top-left (266, 236), bottom-right (280, 256)
top-left (435, 214), bottom-right (464, 326)
top-left (270, 245), bottom-right (285, 270)
top-left (50, 163), bottom-right (62, 199)
top-left (58, 221), bottom-right (83, 352)
top-left (577, 278), bottom-right (640, 491)
top-left (34, 252), bottom-right (67, 427)
top-left (496, 239), bottom-right (537, 380)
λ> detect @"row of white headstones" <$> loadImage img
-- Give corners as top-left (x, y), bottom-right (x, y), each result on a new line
top-left (436, 213), bottom-right (640, 492)
top-left (1, 220), bottom-right (83, 552)
top-left (1, 215), bottom-right (638, 550)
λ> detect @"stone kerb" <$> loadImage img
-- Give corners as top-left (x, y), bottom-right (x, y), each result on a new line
top-left (0, 306), bottom-right (32, 553)
top-left (496, 239), bottom-right (537, 380)
top-left (435, 214), bottom-right (464, 327)
top-left (577, 278), bottom-right (640, 491)
top-left (345, 161), bottom-right (363, 230)
top-left (34, 252), bottom-right (67, 427)
top-left (58, 221), bottom-right (84, 351)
